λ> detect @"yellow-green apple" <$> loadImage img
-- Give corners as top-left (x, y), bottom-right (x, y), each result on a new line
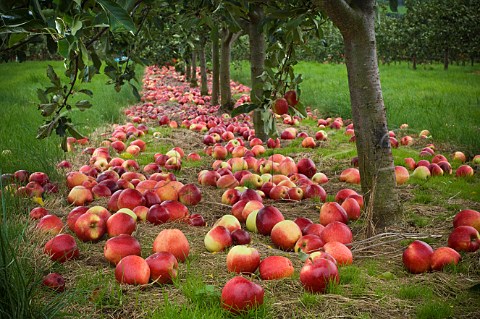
top-left (204, 225), bottom-right (233, 252)
top-left (231, 229), bottom-right (251, 245)
top-left (297, 158), bottom-right (316, 178)
top-left (319, 202), bottom-right (348, 225)
top-left (402, 240), bottom-right (433, 273)
top-left (272, 97), bottom-right (289, 115)
top-left (36, 214), bottom-right (64, 235)
top-left (341, 197), bottom-right (361, 221)
top-left (447, 226), bottom-right (480, 252)
top-left (133, 206), bottom-right (148, 222)
top-left (300, 257), bottom-right (339, 293)
top-left (67, 186), bottom-right (93, 206)
top-left (315, 130), bottom-right (328, 141)
top-left (473, 155), bottom-right (480, 165)
top-left (455, 165), bottom-right (474, 177)
top-left (74, 212), bottom-right (106, 242)
top-left (301, 137), bottom-right (316, 148)
top-left (160, 200), bottom-right (189, 221)
top-left (188, 213), bottom-right (206, 226)
top-left (419, 129), bottom-right (430, 138)
top-left (66, 171), bottom-right (89, 188)
top-left (241, 200), bottom-right (264, 222)
top-left (410, 166), bottom-right (431, 180)
top-left (115, 255), bottom-right (150, 285)
top-left (453, 209), bottom-right (480, 231)
top-left (339, 168), bottom-right (360, 184)
top-left (246, 210), bottom-right (260, 233)
top-left (222, 188), bottom-right (241, 205)
top-left (431, 247), bottom-right (461, 271)
top-left (178, 183), bottom-right (202, 206)
top-left (294, 234), bottom-right (324, 253)
top-left (221, 276), bottom-right (264, 314)
top-left (320, 221), bottom-right (353, 244)
top-left (106, 213), bottom-right (136, 237)
top-left (323, 241), bottom-right (353, 266)
top-left (44, 233), bottom-right (79, 262)
top-left (86, 205), bottom-right (112, 222)
top-left (259, 256), bottom-right (294, 280)
top-left (229, 158), bottom-right (248, 172)
top-left (271, 220), bottom-right (302, 250)
top-left (452, 151), bottom-right (466, 163)
top-left (153, 229), bottom-right (190, 262)
top-left (395, 166), bottom-right (410, 185)
top-left (116, 208), bottom-right (137, 222)
top-left (42, 273), bottom-right (65, 292)
top-left (311, 172), bottom-right (328, 184)
top-left (240, 173), bottom-right (263, 189)
top-left (226, 245), bottom-right (261, 274)
top-left (214, 215), bottom-right (241, 233)
top-left (146, 252), bottom-right (178, 284)
top-left (104, 234), bottom-right (141, 265)
top-left (30, 207), bottom-right (49, 220)
top-left (256, 206), bottom-right (285, 235)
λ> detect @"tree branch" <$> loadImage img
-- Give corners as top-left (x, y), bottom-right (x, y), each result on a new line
top-left (315, 0), bottom-right (359, 34)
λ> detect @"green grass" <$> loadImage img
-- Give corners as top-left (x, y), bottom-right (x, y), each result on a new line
top-left (231, 61), bottom-right (480, 153)
top-left (0, 60), bottom-right (143, 176)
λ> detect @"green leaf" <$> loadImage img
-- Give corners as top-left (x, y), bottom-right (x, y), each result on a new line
top-left (8, 33), bottom-right (28, 47)
top-left (38, 103), bottom-right (57, 117)
top-left (36, 121), bottom-right (55, 139)
top-left (66, 123), bottom-right (84, 139)
top-left (231, 103), bottom-right (258, 118)
top-left (36, 88), bottom-right (49, 104)
top-left (46, 65), bottom-right (61, 88)
top-left (46, 35), bottom-right (57, 54)
top-left (289, 101), bottom-right (307, 118)
top-left (97, 0), bottom-right (137, 34)
top-left (71, 18), bottom-right (82, 36)
top-left (129, 83), bottom-right (140, 101)
top-left (75, 100), bottom-right (92, 111)
top-left (57, 38), bottom-right (69, 58)
top-left (78, 89), bottom-right (93, 97)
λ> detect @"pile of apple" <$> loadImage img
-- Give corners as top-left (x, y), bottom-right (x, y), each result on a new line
top-left (403, 209), bottom-right (480, 273)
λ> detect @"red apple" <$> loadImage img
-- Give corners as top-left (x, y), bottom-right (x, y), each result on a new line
top-left (36, 214), bottom-right (64, 235)
top-left (304, 223), bottom-right (325, 237)
top-left (145, 252), bottom-right (178, 284)
top-left (303, 184), bottom-right (327, 202)
top-left (67, 186), bottom-right (93, 206)
top-left (231, 229), bottom-right (251, 245)
top-left (300, 257), bottom-right (339, 293)
top-left (104, 234), bottom-right (141, 265)
top-left (270, 220), bottom-right (302, 251)
top-left (294, 234), bottom-right (324, 253)
top-left (74, 212), bottom-right (107, 242)
top-left (320, 221), bottom-right (353, 244)
top-left (115, 255), bottom-right (150, 285)
top-left (259, 256), bottom-right (294, 280)
top-left (221, 276), bottom-right (264, 314)
top-left (256, 206), bottom-right (285, 236)
top-left (294, 217), bottom-right (314, 234)
top-left (323, 241), bottom-right (353, 266)
top-left (153, 229), bottom-right (190, 262)
top-left (147, 204), bottom-right (170, 225)
top-left (117, 188), bottom-right (145, 210)
top-left (272, 97), bottom-right (289, 115)
top-left (319, 202), bottom-right (348, 225)
top-left (453, 209), bottom-right (480, 231)
top-left (177, 183), bottom-right (202, 205)
top-left (222, 188), bottom-right (242, 205)
top-left (30, 207), bottom-right (49, 220)
top-left (106, 213), bottom-right (136, 237)
top-left (42, 273), bottom-right (65, 292)
top-left (455, 165), bottom-right (474, 177)
top-left (161, 200), bottom-right (189, 222)
top-left (395, 166), bottom-right (410, 185)
top-left (44, 234), bottom-right (79, 262)
top-left (447, 226), bottom-right (480, 252)
top-left (204, 226), bottom-right (232, 252)
top-left (297, 158), bottom-right (317, 178)
top-left (226, 245), bottom-right (261, 274)
top-left (431, 247), bottom-right (461, 271)
top-left (402, 240), bottom-right (433, 273)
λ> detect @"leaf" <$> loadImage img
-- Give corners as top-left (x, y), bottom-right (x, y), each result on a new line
top-left (97, 0), bottom-right (137, 34)
top-left (36, 88), bottom-right (49, 104)
top-left (129, 83), bottom-right (140, 101)
top-left (75, 100), bottom-right (92, 111)
top-left (66, 123), bottom-right (84, 139)
top-left (36, 121), bottom-right (55, 139)
top-left (231, 103), bottom-right (258, 118)
top-left (78, 89), bottom-right (93, 97)
top-left (71, 18), bottom-right (82, 36)
top-left (8, 33), bottom-right (28, 47)
top-left (46, 35), bottom-right (57, 54)
top-left (57, 38), bottom-right (69, 58)
top-left (46, 65), bottom-right (61, 88)
top-left (297, 251), bottom-right (309, 262)
top-left (38, 103), bottom-right (57, 117)
top-left (61, 135), bottom-right (68, 152)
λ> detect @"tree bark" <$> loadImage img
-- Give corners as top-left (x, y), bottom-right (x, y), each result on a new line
top-left (412, 54), bottom-right (417, 70)
top-left (248, 4), bottom-right (267, 141)
top-left (316, 0), bottom-right (400, 234)
top-left (220, 28), bottom-right (239, 111)
top-left (190, 51), bottom-right (198, 87)
top-left (185, 58), bottom-right (191, 82)
top-left (199, 37), bottom-right (208, 96)
top-left (211, 24), bottom-right (220, 105)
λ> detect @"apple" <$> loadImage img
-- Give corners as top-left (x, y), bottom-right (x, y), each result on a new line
top-left (319, 202), bottom-right (348, 225)
top-left (455, 165), bottom-right (474, 177)
top-left (226, 245), bottom-right (261, 274)
top-left (256, 206), bottom-right (285, 236)
top-left (395, 166), bottom-right (410, 185)
top-left (336, 190), bottom-right (359, 204)
top-left (146, 204), bottom-right (170, 225)
top-left (304, 223), bottom-right (325, 237)
top-left (145, 252), bottom-right (178, 284)
top-left (410, 166), bottom-right (431, 180)
top-left (106, 213), bottom-right (136, 237)
top-left (339, 168), bottom-right (360, 184)
top-left (212, 145), bottom-right (228, 160)
top-left (341, 197), bottom-right (361, 221)
top-left (187, 152), bottom-right (201, 161)
top-left (115, 255), bottom-right (150, 285)
top-left (104, 234), bottom-right (141, 265)
top-left (231, 229), bottom-right (251, 245)
top-left (437, 161), bottom-right (452, 175)
top-left (294, 234), bottom-right (324, 253)
top-left (222, 188), bottom-right (241, 205)
top-left (66, 206), bottom-right (89, 231)
top-left (161, 200), bottom-right (189, 222)
top-left (188, 213), bottom-right (207, 227)
top-left (213, 215), bottom-right (241, 233)
top-left (177, 183), bottom-right (202, 206)
top-left (36, 214), bottom-right (64, 235)
top-left (284, 90), bottom-right (299, 106)
top-left (452, 151), bottom-right (466, 163)
top-left (280, 128), bottom-right (297, 140)
top-left (259, 256), bottom-right (294, 280)
top-left (13, 169), bottom-right (29, 184)
top-left (402, 240), bottom-right (433, 273)
top-left (303, 184), bottom-right (327, 202)
top-left (74, 212), bottom-right (107, 242)
top-left (42, 273), bottom-right (66, 292)
top-left (323, 241), bottom-right (353, 266)
top-left (153, 229), bottom-right (190, 262)
top-left (311, 172), bottom-right (329, 184)
top-left (431, 247), bottom-right (461, 271)
top-left (86, 205), bottom-right (112, 222)
top-left (453, 209), bottom-right (480, 231)
top-left (300, 258), bottom-right (339, 293)
top-left (272, 97), bottom-right (289, 115)
top-left (246, 210), bottom-right (260, 233)
top-left (301, 136), bottom-right (316, 148)
top-left (306, 251), bottom-right (338, 266)
top-left (269, 185), bottom-right (289, 200)
top-left (204, 226), bottom-right (233, 252)
top-left (155, 180), bottom-right (183, 201)
top-left (270, 220), bottom-right (302, 251)
top-left (294, 217), bottom-right (314, 234)
top-left (66, 171), bottom-right (89, 189)
top-left (67, 186), bottom-right (93, 206)
top-left (297, 158), bottom-right (317, 178)
top-left (29, 172), bottom-right (49, 186)
top-left (240, 173), bottom-right (264, 189)
top-left (44, 233), bottom-right (79, 262)
top-left (320, 221), bottom-right (353, 244)
top-left (239, 189), bottom-right (263, 202)
top-left (447, 226), bottom-right (480, 252)
top-left (221, 276), bottom-right (264, 314)
top-left (30, 207), bottom-right (49, 220)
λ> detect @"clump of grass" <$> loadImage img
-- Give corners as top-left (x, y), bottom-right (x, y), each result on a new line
top-left (339, 265), bottom-right (367, 296)
top-left (398, 284), bottom-right (434, 300)
top-left (415, 301), bottom-right (453, 319)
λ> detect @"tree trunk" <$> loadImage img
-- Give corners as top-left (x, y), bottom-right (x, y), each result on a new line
top-left (199, 38), bottom-right (208, 96)
top-left (190, 51), bottom-right (198, 87)
top-left (412, 54), bottom-right (417, 70)
top-left (211, 25), bottom-right (220, 105)
top-left (316, 0), bottom-right (400, 234)
top-left (444, 47), bottom-right (449, 70)
top-left (220, 28), bottom-right (240, 111)
top-left (248, 4), bottom-right (267, 141)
